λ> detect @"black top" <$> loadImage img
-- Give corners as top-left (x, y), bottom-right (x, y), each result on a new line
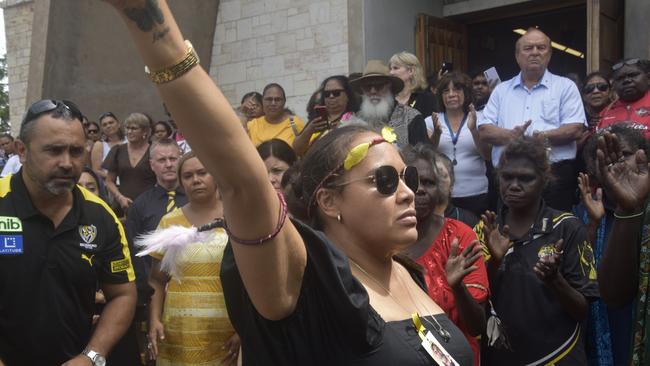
top-left (445, 204), bottom-right (479, 229)
top-left (476, 202), bottom-right (599, 366)
top-left (221, 219), bottom-right (473, 365)
top-left (408, 114), bottom-right (432, 146)
top-left (408, 91), bottom-right (438, 118)
top-left (102, 143), bottom-right (156, 201)
top-left (0, 171), bottom-right (135, 365)
top-left (125, 184), bottom-right (187, 306)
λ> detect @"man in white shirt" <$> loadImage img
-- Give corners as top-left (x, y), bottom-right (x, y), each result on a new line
top-left (478, 28), bottom-right (586, 211)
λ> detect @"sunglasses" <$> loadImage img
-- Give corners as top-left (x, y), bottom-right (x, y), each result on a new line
top-left (612, 58), bottom-right (640, 71)
top-left (583, 82), bottom-right (609, 94)
top-left (324, 89), bottom-right (345, 98)
top-left (334, 165), bottom-right (419, 195)
top-left (22, 99), bottom-right (83, 126)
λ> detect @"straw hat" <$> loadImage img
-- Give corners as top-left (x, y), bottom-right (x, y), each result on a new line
top-left (350, 60), bottom-right (405, 94)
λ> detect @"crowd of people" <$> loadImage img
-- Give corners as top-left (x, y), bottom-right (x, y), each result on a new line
top-left (2, 1), bottom-right (650, 365)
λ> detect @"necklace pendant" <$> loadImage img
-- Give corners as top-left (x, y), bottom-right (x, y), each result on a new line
top-left (438, 328), bottom-right (452, 343)
top-left (452, 158), bottom-right (458, 166)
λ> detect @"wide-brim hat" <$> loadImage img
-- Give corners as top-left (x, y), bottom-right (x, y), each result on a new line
top-left (350, 60), bottom-right (405, 95)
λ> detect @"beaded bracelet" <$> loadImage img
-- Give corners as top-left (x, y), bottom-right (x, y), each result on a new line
top-left (145, 40), bottom-right (200, 84)
top-left (613, 211), bottom-right (644, 220)
top-left (222, 191), bottom-right (289, 245)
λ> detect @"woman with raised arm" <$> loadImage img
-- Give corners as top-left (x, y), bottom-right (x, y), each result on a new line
top-left (106, 1), bottom-right (472, 365)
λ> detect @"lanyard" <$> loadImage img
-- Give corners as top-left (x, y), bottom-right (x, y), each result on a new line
top-left (442, 112), bottom-right (468, 146)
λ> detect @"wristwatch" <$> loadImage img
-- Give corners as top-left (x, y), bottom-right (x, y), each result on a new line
top-left (82, 348), bottom-right (106, 366)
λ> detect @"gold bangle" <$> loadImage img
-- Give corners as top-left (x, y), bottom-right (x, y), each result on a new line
top-left (145, 40), bottom-right (200, 84)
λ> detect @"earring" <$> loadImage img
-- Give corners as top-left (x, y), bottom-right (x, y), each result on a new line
top-left (337, 213), bottom-right (342, 223)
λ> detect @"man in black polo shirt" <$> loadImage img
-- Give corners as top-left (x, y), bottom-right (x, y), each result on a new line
top-left (0, 100), bottom-right (136, 366)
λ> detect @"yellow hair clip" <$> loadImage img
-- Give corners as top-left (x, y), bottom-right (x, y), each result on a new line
top-left (343, 127), bottom-right (396, 171)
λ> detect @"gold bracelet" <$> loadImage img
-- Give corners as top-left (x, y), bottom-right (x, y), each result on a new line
top-left (145, 40), bottom-right (200, 84)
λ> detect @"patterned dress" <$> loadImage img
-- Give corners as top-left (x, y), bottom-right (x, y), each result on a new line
top-left (150, 208), bottom-right (235, 365)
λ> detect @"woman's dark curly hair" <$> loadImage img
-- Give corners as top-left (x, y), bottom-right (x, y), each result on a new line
top-left (285, 124), bottom-right (377, 229)
top-left (497, 136), bottom-right (553, 187)
top-left (435, 71), bottom-right (474, 113)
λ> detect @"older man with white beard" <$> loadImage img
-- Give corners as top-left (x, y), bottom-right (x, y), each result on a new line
top-left (348, 60), bottom-right (430, 147)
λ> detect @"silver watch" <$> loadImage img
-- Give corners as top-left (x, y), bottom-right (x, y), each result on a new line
top-left (82, 348), bottom-right (106, 366)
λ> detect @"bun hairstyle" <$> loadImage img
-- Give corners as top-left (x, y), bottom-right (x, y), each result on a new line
top-left (285, 124), bottom-right (376, 229)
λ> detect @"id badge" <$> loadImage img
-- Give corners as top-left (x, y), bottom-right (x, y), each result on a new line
top-left (421, 331), bottom-right (460, 366)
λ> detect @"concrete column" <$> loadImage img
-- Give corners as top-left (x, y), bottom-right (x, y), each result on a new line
top-left (624, 0), bottom-right (650, 59)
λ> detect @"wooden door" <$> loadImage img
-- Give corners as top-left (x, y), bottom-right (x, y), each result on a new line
top-left (416, 15), bottom-right (468, 77)
top-left (587, 0), bottom-right (623, 73)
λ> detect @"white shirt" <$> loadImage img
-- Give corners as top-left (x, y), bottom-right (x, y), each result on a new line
top-left (1, 155), bottom-right (21, 177)
top-left (426, 113), bottom-right (488, 198)
top-left (478, 70), bottom-right (586, 165)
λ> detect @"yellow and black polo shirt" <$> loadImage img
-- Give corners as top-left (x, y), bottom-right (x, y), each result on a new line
top-left (475, 202), bottom-right (599, 366)
top-left (0, 172), bottom-right (135, 366)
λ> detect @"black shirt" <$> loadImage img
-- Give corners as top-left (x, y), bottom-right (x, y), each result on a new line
top-left (125, 184), bottom-right (187, 305)
top-left (475, 202), bottom-right (599, 366)
top-left (408, 114), bottom-right (432, 146)
top-left (221, 219), bottom-right (473, 365)
top-left (0, 172), bottom-right (135, 365)
top-left (408, 91), bottom-right (437, 118)
top-left (445, 204), bottom-right (479, 229)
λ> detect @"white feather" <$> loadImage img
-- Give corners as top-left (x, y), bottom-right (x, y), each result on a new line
top-left (135, 225), bottom-right (213, 279)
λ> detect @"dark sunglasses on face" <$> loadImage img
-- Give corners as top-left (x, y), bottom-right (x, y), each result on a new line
top-left (22, 99), bottom-right (83, 126)
top-left (335, 165), bottom-right (419, 195)
top-left (324, 89), bottom-right (345, 98)
top-left (583, 82), bottom-right (609, 94)
top-left (612, 58), bottom-right (640, 71)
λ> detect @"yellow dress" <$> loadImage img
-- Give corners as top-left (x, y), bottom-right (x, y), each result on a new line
top-left (150, 208), bottom-right (235, 366)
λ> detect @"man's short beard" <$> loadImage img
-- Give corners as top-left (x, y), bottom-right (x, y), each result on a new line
top-left (358, 93), bottom-right (395, 127)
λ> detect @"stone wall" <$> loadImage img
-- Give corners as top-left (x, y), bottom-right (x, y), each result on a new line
top-left (210, 0), bottom-right (349, 119)
top-left (1, 0), bottom-right (34, 136)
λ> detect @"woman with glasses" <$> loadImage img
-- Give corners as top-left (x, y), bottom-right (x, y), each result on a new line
top-left (108, 1), bottom-right (473, 364)
top-left (293, 75), bottom-right (359, 155)
top-left (102, 112), bottom-right (156, 213)
top-left (425, 72), bottom-right (491, 218)
top-left (247, 83), bottom-right (305, 147)
top-left (91, 112), bottom-right (126, 179)
top-left (477, 137), bottom-right (598, 365)
top-left (389, 51), bottom-right (436, 117)
top-left (582, 72), bottom-right (613, 129)
top-left (401, 143), bottom-right (488, 366)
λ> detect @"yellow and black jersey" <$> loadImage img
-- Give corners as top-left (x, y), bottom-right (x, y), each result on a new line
top-left (475, 202), bottom-right (598, 366)
top-left (0, 172), bottom-right (135, 366)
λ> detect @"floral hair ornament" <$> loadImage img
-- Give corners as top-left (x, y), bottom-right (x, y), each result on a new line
top-left (343, 126), bottom-right (397, 170)
top-left (307, 126), bottom-right (397, 217)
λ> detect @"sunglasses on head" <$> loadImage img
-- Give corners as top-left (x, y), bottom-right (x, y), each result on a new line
top-left (22, 99), bottom-right (83, 126)
top-left (612, 58), bottom-right (640, 71)
top-left (334, 165), bottom-right (419, 195)
top-left (583, 82), bottom-right (609, 94)
top-left (324, 89), bottom-right (345, 98)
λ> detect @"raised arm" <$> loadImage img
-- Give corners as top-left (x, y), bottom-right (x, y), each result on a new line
top-left (105, 0), bottom-right (306, 320)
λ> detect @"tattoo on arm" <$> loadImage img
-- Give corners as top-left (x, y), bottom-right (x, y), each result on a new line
top-left (123, 0), bottom-right (167, 42)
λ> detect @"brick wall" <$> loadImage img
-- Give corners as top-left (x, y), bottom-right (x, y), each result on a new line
top-left (1, 0), bottom-right (33, 136)
top-left (209, 0), bottom-right (349, 119)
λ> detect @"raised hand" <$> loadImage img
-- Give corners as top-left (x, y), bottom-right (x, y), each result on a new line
top-left (533, 239), bottom-right (564, 283)
top-left (467, 104), bottom-right (478, 131)
top-left (304, 116), bottom-right (329, 135)
top-left (481, 211), bottom-right (511, 262)
top-left (429, 113), bottom-right (443, 146)
top-left (445, 239), bottom-right (482, 289)
top-left (597, 132), bottom-right (650, 213)
top-left (577, 173), bottom-right (604, 222)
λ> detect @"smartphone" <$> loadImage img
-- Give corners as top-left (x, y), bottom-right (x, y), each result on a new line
top-left (311, 105), bottom-right (330, 128)
top-left (441, 61), bottom-right (453, 74)
top-left (483, 66), bottom-right (501, 86)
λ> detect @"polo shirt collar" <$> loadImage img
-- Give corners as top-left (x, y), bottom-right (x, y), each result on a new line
top-left (498, 199), bottom-right (553, 242)
top-left (11, 168), bottom-right (86, 228)
top-left (514, 69), bottom-right (552, 90)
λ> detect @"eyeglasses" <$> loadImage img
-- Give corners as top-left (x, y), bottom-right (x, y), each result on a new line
top-left (334, 165), bottom-right (419, 195)
top-left (22, 99), bottom-right (83, 126)
top-left (125, 126), bottom-right (142, 131)
top-left (583, 82), bottom-right (609, 94)
top-left (324, 89), bottom-right (345, 98)
top-left (612, 58), bottom-right (640, 71)
top-left (360, 82), bottom-right (389, 92)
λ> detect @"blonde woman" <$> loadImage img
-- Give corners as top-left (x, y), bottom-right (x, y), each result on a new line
top-left (389, 51), bottom-right (436, 116)
top-left (142, 152), bottom-right (239, 365)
